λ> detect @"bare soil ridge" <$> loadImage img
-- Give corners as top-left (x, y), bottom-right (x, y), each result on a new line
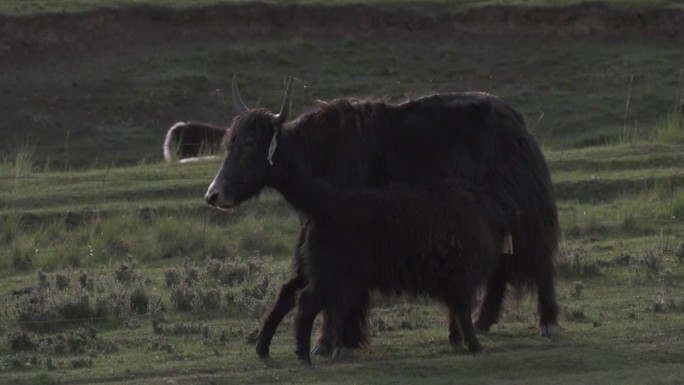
top-left (1, 2), bottom-right (683, 59)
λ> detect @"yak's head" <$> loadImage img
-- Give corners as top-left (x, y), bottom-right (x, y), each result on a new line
top-left (204, 75), bottom-right (293, 210)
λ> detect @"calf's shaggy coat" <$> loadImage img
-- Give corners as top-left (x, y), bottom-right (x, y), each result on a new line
top-left (283, 178), bottom-right (507, 364)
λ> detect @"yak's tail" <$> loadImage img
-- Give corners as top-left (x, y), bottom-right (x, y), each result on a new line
top-left (163, 122), bottom-right (186, 162)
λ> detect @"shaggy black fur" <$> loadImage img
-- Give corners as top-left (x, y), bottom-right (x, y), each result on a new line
top-left (206, 91), bottom-right (560, 358)
top-left (281, 178), bottom-right (507, 364)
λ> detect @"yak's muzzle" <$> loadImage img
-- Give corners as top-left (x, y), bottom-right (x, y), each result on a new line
top-left (204, 181), bottom-right (235, 210)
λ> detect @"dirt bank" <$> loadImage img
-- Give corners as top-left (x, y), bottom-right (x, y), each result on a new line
top-left (1, 2), bottom-right (682, 60)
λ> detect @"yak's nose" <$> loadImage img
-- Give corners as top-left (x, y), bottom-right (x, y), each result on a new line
top-left (204, 190), bottom-right (220, 206)
top-left (204, 180), bottom-right (224, 207)
top-left (205, 179), bottom-right (235, 209)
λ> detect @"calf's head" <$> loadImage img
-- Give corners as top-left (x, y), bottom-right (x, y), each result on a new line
top-left (204, 75), bottom-right (293, 210)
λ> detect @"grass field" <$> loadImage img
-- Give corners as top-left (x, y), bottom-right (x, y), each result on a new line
top-left (2, 141), bottom-right (684, 384)
top-left (1, 1), bottom-right (684, 384)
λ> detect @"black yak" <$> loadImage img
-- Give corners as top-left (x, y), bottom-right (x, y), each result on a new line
top-left (163, 121), bottom-right (226, 162)
top-left (205, 76), bottom-right (560, 358)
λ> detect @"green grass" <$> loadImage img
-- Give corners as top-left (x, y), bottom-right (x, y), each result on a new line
top-left (2, 137), bottom-right (684, 384)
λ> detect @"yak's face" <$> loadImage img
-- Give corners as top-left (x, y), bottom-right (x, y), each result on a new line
top-left (204, 111), bottom-right (279, 210)
top-left (205, 75), bottom-right (292, 210)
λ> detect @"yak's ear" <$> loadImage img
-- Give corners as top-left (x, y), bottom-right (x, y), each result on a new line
top-left (275, 76), bottom-right (294, 124)
top-left (232, 73), bottom-right (250, 114)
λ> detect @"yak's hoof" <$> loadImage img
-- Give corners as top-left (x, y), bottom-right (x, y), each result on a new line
top-left (472, 319), bottom-right (492, 334)
top-left (540, 323), bottom-right (560, 337)
top-left (467, 343), bottom-right (483, 355)
top-left (448, 332), bottom-right (463, 347)
top-left (297, 357), bottom-right (312, 367)
top-left (311, 343), bottom-right (332, 356)
top-left (473, 324), bottom-right (490, 335)
top-left (256, 342), bottom-right (270, 359)
top-left (331, 347), bottom-right (355, 361)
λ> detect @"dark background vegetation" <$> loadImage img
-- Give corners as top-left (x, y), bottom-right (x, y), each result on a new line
top-left (1, 1), bottom-right (683, 167)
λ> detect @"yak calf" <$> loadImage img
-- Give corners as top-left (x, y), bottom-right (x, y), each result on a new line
top-left (284, 178), bottom-right (506, 365)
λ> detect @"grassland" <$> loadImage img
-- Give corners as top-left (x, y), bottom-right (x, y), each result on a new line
top-left (2, 1), bottom-right (684, 384)
top-left (2, 140), bottom-right (684, 384)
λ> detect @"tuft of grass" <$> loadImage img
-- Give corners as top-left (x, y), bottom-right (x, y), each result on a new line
top-left (0, 214), bottom-right (24, 244)
top-left (9, 269), bottom-right (152, 333)
top-left (650, 105), bottom-right (684, 143)
top-left (670, 189), bottom-right (684, 219)
top-left (638, 243), bottom-right (665, 281)
top-left (163, 256), bottom-right (279, 317)
top-left (676, 240), bottom-right (684, 264)
top-left (233, 214), bottom-right (293, 257)
top-left (652, 290), bottom-right (684, 313)
top-left (0, 144), bottom-right (36, 176)
top-left (621, 212), bottom-right (652, 235)
top-left (650, 69), bottom-right (684, 143)
top-left (558, 241), bottom-right (600, 277)
top-left (152, 214), bottom-right (208, 259)
top-left (629, 241), bottom-right (671, 285)
top-left (7, 330), bottom-right (38, 352)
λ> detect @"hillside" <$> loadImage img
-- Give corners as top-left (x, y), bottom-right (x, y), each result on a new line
top-left (1, 1), bottom-right (683, 167)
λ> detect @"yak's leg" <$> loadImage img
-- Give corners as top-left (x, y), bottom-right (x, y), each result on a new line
top-left (473, 255), bottom-right (510, 333)
top-left (294, 287), bottom-right (323, 366)
top-left (258, 224), bottom-right (333, 358)
top-left (453, 288), bottom-right (482, 354)
top-left (327, 311), bottom-right (355, 361)
top-left (535, 258), bottom-right (560, 337)
top-left (285, 224), bottom-right (332, 357)
top-left (518, 231), bottom-right (560, 337)
top-left (311, 312), bottom-right (335, 356)
top-left (331, 290), bottom-right (371, 361)
top-left (256, 274), bottom-right (307, 358)
top-left (448, 310), bottom-right (463, 347)
top-left (514, 209), bottom-right (561, 337)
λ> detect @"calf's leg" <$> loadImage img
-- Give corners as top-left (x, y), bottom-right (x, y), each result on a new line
top-left (294, 287), bottom-right (323, 366)
top-left (450, 287), bottom-right (482, 354)
top-left (256, 275), bottom-right (306, 358)
top-left (473, 256), bottom-right (509, 333)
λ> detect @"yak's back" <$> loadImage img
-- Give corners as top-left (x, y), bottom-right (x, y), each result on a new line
top-left (291, 92), bottom-right (540, 196)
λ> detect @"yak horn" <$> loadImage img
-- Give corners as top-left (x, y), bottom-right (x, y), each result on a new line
top-left (274, 77), bottom-right (294, 123)
top-left (232, 73), bottom-right (250, 114)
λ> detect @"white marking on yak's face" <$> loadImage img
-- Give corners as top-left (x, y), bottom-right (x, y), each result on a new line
top-left (502, 234), bottom-right (513, 254)
top-left (267, 130), bottom-right (278, 165)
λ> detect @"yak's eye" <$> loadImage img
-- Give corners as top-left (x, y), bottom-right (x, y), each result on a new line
top-left (244, 137), bottom-right (256, 147)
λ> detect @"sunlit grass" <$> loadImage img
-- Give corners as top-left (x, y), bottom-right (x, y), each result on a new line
top-left (2, 136), bottom-right (684, 384)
